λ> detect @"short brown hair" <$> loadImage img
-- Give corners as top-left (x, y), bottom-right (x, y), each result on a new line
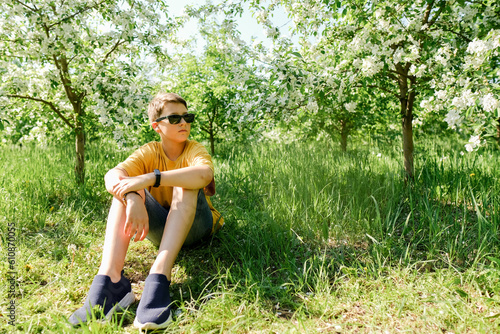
top-left (147, 92), bottom-right (187, 122)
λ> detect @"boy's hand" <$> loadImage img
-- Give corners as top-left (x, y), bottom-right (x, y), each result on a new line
top-left (113, 174), bottom-right (155, 199)
top-left (124, 195), bottom-right (149, 242)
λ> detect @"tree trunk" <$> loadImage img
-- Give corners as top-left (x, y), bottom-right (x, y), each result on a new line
top-left (54, 53), bottom-right (86, 184)
top-left (397, 67), bottom-right (416, 180)
top-left (340, 119), bottom-right (348, 152)
top-left (210, 130), bottom-right (215, 156)
top-left (497, 117), bottom-right (500, 147)
top-left (402, 108), bottom-right (414, 180)
top-left (75, 119), bottom-right (85, 184)
top-left (209, 102), bottom-right (217, 155)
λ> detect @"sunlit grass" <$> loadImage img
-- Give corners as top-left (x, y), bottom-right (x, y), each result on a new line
top-left (0, 137), bottom-right (499, 333)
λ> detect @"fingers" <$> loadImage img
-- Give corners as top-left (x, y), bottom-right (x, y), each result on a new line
top-left (113, 184), bottom-right (122, 199)
top-left (123, 218), bottom-right (149, 242)
top-left (114, 183), bottom-right (128, 199)
top-left (136, 223), bottom-right (149, 242)
top-left (123, 217), bottom-right (133, 238)
top-left (112, 178), bottom-right (129, 198)
top-left (112, 179), bottom-right (140, 199)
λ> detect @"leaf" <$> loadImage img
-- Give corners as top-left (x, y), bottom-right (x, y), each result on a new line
top-left (487, 256), bottom-right (500, 268)
top-left (290, 52), bottom-right (302, 58)
top-left (485, 313), bottom-right (500, 319)
top-left (366, 233), bottom-right (379, 245)
top-left (455, 289), bottom-right (468, 299)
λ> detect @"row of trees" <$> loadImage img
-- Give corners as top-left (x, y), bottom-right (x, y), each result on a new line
top-left (1, 0), bottom-right (498, 183)
top-left (241, 0), bottom-right (499, 178)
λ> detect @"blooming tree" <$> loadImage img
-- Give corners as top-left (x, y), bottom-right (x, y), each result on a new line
top-left (246, 0), bottom-right (499, 178)
top-left (159, 13), bottom-right (264, 154)
top-left (420, 26), bottom-right (499, 148)
top-left (0, 0), bottom-right (175, 183)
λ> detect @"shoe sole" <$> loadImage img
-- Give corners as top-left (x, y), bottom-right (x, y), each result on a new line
top-left (133, 312), bottom-right (172, 330)
top-left (103, 291), bottom-right (136, 321)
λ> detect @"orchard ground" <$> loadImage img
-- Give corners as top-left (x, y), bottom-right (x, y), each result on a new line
top-left (0, 136), bottom-right (499, 333)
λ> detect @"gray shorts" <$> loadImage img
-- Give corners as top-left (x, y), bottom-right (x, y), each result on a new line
top-left (144, 189), bottom-right (213, 247)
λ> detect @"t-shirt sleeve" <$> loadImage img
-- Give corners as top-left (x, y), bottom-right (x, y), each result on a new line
top-left (116, 144), bottom-right (152, 177)
top-left (186, 142), bottom-right (214, 173)
top-left (186, 142), bottom-right (216, 195)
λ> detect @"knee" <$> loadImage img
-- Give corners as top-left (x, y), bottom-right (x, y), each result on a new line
top-left (171, 187), bottom-right (198, 212)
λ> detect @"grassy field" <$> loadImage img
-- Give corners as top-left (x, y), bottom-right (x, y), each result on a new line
top-left (1, 137), bottom-right (500, 333)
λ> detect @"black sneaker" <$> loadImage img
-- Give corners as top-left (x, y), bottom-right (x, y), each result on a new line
top-left (69, 272), bottom-right (135, 326)
top-left (133, 274), bottom-right (173, 330)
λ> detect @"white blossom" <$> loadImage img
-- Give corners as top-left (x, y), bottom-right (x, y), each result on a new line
top-left (452, 96), bottom-right (466, 110)
top-left (349, 36), bottom-right (365, 53)
top-left (444, 109), bottom-right (462, 129)
top-left (393, 48), bottom-right (404, 64)
top-left (480, 93), bottom-right (499, 113)
top-left (459, 89), bottom-right (476, 107)
top-left (361, 56), bottom-right (383, 77)
top-left (436, 90), bottom-right (447, 100)
top-left (465, 135), bottom-right (481, 152)
top-left (256, 10), bottom-right (268, 23)
top-left (264, 26), bottom-right (279, 38)
top-left (344, 102), bottom-right (357, 113)
top-left (306, 100), bottom-right (318, 113)
top-left (467, 39), bottom-right (490, 55)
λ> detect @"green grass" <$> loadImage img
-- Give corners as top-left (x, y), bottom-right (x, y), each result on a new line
top-left (1, 137), bottom-right (500, 333)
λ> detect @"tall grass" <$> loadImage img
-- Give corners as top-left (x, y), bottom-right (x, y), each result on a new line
top-left (1, 137), bottom-right (499, 333)
top-left (216, 137), bottom-right (499, 268)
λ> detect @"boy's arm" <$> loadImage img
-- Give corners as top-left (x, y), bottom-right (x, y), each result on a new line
top-left (105, 167), bottom-right (149, 242)
top-left (112, 165), bottom-right (213, 200)
top-left (105, 167), bottom-right (128, 198)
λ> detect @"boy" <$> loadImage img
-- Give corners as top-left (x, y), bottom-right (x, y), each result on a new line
top-left (69, 92), bottom-right (223, 330)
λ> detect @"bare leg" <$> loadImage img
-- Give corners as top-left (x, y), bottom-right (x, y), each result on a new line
top-left (97, 198), bottom-right (130, 283)
top-left (149, 187), bottom-right (198, 280)
top-left (69, 197), bottom-right (137, 325)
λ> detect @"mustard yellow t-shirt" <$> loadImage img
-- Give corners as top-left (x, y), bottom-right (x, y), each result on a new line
top-left (116, 140), bottom-right (223, 233)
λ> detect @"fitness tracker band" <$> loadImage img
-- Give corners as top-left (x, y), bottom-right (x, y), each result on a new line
top-left (153, 169), bottom-right (161, 187)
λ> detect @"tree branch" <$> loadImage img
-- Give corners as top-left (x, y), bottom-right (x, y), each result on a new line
top-left (6, 94), bottom-right (74, 129)
top-left (422, 0), bottom-right (435, 26)
top-left (387, 69), bottom-right (402, 81)
top-left (431, 26), bottom-right (472, 43)
top-left (47, 0), bottom-right (109, 30)
top-left (427, 1), bottom-right (446, 27)
top-left (103, 39), bottom-right (126, 63)
top-left (11, 0), bottom-right (37, 13)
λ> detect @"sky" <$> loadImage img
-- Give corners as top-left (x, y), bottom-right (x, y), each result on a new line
top-left (166, 0), bottom-right (297, 51)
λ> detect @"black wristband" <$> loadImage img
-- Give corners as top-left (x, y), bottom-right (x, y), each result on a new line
top-left (153, 169), bottom-right (161, 187)
top-left (123, 191), bottom-right (140, 201)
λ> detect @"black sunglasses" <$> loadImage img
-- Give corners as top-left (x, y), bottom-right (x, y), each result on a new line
top-left (155, 113), bottom-right (195, 124)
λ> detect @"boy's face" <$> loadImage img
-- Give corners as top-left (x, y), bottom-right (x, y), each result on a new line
top-left (152, 102), bottom-right (191, 144)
